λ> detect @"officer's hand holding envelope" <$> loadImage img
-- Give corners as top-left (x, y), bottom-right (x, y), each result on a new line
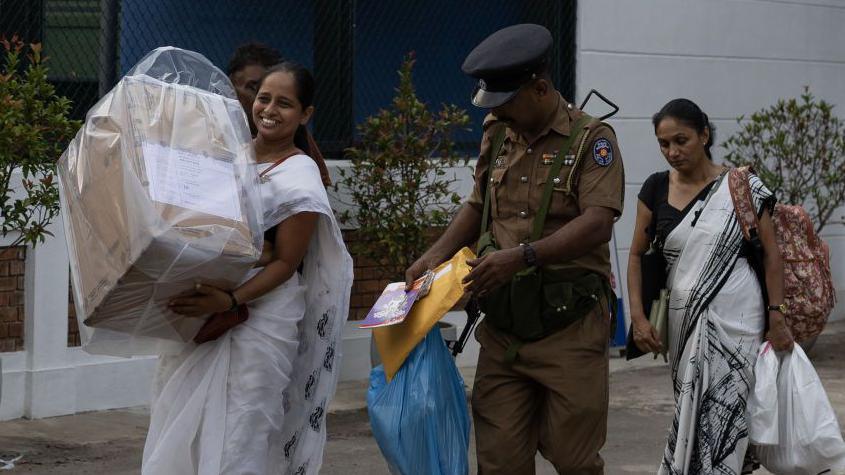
top-left (463, 247), bottom-right (524, 297)
top-left (371, 247), bottom-right (475, 380)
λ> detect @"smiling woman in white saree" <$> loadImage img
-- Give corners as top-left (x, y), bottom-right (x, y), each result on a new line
top-left (627, 99), bottom-right (793, 475)
top-left (142, 62), bottom-right (353, 475)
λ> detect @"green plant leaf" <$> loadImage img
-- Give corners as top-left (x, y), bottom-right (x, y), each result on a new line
top-left (0, 39), bottom-right (79, 248)
top-left (337, 53), bottom-right (470, 280)
top-left (722, 86), bottom-right (845, 232)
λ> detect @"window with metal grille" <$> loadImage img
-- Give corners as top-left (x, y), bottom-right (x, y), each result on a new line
top-left (1, 0), bottom-right (577, 157)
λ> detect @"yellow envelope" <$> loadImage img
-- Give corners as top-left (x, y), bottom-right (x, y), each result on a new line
top-left (373, 247), bottom-right (475, 381)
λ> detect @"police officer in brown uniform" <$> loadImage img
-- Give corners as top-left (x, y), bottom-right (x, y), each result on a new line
top-left (405, 24), bottom-right (624, 474)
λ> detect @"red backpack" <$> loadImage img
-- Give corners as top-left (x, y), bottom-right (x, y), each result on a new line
top-left (728, 167), bottom-right (836, 342)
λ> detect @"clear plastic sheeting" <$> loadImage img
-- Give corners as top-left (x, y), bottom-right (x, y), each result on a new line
top-left (58, 47), bottom-right (262, 356)
top-left (367, 328), bottom-right (471, 475)
top-left (127, 46), bottom-right (236, 99)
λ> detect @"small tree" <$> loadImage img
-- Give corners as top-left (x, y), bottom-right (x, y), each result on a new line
top-left (0, 36), bottom-right (79, 247)
top-left (723, 86), bottom-right (845, 232)
top-left (336, 53), bottom-right (470, 279)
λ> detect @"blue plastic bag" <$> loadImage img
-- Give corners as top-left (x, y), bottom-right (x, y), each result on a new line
top-left (367, 327), bottom-right (470, 475)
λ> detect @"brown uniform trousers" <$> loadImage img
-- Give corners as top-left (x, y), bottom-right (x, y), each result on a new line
top-left (466, 94), bottom-right (624, 474)
top-left (472, 305), bottom-right (610, 474)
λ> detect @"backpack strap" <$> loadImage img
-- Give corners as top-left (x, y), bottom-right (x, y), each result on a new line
top-left (727, 166), bottom-right (760, 241)
top-left (531, 115), bottom-right (593, 241)
top-left (480, 124), bottom-right (507, 236)
top-left (797, 206), bottom-right (818, 249)
top-left (728, 166), bottom-right (773, 330)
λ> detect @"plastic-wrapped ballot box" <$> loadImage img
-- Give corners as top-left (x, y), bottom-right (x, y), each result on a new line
top-left (58, 48), bottom-right (263, 355)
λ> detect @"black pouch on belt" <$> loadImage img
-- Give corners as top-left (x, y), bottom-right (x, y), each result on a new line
top-left (479, 266), bottom-right (607, 342)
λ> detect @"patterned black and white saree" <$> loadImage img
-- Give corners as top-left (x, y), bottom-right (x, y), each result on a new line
top-left (658, 172), bottom-right (774, 475)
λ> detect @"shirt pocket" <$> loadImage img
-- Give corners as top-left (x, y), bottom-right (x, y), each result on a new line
top-left (535, 165), bottom-right (575, 218)
top-left (490, 167), bottom-right (508, 218)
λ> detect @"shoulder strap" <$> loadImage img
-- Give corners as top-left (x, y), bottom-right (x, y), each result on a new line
top-left (531, 115), bottom-right (593, 241)
top-left (480, 124), bottom-right (507, 235)
top-left (688, 171), bottom-right (726, 228)
top-left (259, 150), bottom-right (300, 179)
top-left (727, 166), bottom-right (759, 240)
top-left (646, 172), bottom-right (668, 241)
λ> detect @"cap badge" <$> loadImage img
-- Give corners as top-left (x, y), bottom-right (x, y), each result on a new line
top-left (479, 79), bottom-right (487, 91)
top-left (593, 138), bottom-right (613, 167)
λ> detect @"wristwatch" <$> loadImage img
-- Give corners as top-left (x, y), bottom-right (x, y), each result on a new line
top-left (767, 303), bottom-right (787, 314)
top-left (520, 243), bottom-right (538, 267)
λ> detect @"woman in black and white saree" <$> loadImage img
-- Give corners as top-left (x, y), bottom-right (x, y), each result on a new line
top-left (627, 99), bottom-right (794, 474)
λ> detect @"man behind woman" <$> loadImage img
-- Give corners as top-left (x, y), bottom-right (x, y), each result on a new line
top-left (628, 98), bottom-right (794, 474)
top-left (142, 47), bottom-right (352, 474)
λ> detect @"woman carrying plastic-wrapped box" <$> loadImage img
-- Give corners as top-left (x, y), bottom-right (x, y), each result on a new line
top-left (143, 61), bottom-right (352, 474)
top-left (59, 47), bottom-right (351, 474)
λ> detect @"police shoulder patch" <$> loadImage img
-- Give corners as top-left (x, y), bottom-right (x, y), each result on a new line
top-left (593, 138), bottom-right (613, 166)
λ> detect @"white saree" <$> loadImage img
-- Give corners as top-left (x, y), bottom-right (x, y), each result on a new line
top-left (658, 173), bottom-right (774, 475)
top-left (142, 155), bottom-right (353, 475)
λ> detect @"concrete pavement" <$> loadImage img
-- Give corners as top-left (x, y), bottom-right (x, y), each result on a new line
top-left (1, 321), bottom-right (843, 474)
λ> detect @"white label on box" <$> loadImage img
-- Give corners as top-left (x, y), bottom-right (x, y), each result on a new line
top-left (142, 142), bottom-right (242, 221)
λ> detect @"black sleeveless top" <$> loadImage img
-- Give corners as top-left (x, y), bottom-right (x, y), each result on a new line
top-left (638, 171), bottom-right (715, 242)
top-left (638, 171), bottom-right (750, 257)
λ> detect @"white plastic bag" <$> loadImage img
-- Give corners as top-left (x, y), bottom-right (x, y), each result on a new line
top-left (756, 345), bottom-right (845, 475)
top-left (748, 342), bottom-right (779, 445)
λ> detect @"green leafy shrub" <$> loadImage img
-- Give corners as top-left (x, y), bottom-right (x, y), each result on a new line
top-left (0, 36), bottom-right (80, 246)
top-left (723, 86), bottom-right (845, 232)
top-left (336, 53), bottom-right (470, 279)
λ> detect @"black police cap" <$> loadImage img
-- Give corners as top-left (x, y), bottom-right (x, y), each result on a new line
top-left (461, 24), bottom-right (553, 108)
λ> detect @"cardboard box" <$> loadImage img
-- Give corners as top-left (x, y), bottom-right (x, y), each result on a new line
top-left (59, 75), bottom-right (262, 343)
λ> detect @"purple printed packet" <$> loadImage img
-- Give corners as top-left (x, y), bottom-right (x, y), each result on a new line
top-left (359, 272), bottom-right (433, 328)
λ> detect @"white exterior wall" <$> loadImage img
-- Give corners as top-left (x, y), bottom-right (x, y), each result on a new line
top-left (0, 218), bottom-right (159, 421)
top-left (576, 0), bottom-right (845, 322)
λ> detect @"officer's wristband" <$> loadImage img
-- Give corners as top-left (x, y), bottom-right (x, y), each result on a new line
top-left (520, 243), bottom-right (538, 267)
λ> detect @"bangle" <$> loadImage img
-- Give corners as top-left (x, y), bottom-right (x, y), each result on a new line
top-left (226, 290), bottom-right (239, 311)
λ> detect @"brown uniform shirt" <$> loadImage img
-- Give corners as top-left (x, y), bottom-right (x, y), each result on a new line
top-left (467, 93), bottom-right (625, 278)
